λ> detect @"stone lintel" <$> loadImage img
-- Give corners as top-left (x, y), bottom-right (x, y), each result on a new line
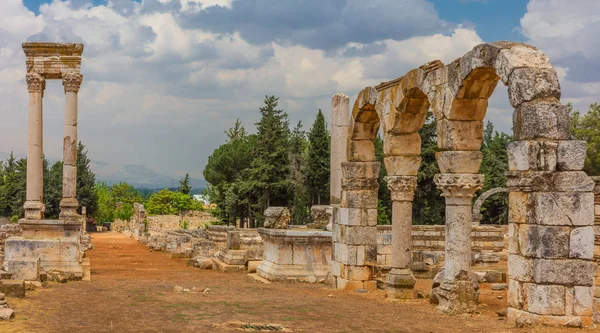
top-left (257, 228), bottom-right (332, 245)
top-left (23, 42), bottom-right (83, 80)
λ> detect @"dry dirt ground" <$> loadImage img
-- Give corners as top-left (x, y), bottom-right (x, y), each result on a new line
top-left (0, 232), bottom-right (595, 333)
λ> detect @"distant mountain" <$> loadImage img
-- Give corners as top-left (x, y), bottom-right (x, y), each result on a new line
top-left (91, 161), bottom-right (206, 190)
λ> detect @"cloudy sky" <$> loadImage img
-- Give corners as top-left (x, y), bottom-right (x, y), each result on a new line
top-left (0, 0), bottom-right (599, 180)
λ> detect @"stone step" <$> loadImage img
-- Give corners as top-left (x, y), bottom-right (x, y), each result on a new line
top-left (247, 273), bottom-right (271, 284)
top-left (211, 258), bottom-right (245, 273)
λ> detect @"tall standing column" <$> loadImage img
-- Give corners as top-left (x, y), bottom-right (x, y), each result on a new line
top-left (59, 72), bottom-right (83, 221)
top-left (23, 73), bottom-right (46, 220)
top-left (385, 175), bottom-right (417, 299)
top-left (330, 93), bottom-right (349, 205)
top-left (434, 173), bottom-right (483, 314)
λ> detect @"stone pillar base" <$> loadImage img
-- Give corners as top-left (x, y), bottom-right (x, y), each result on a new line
top-left (507, 308), bottom-right (593, 328)
top-left (436, 280), bottom-right (478, 314)
top-left (336, 277), bottom-right (377, 291)
top-left (59, 198), bottom-right (79, 221)
top-left (385, 268), bottom-right (416, 299)
top-left (24, 201), bottom-right (45, 220)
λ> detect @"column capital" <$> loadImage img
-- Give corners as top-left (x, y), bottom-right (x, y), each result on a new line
top-left (26, 73), bottom-right (45, 93)
top-left (434, 173), bottom-right (484, 200)
top-left (62, 72), bottom-right (83, 93)
top-left (385, 175), bottom-right (417, 201)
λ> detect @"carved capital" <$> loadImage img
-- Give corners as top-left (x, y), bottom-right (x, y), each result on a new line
top-left (434, 173), bottom-right (484, 199)
top-left (26, 73), bottom-right (45, 93)
top-left (385, 175), bottom-right (417, 202)
top-left (62, 72), bottom-right (83, 93)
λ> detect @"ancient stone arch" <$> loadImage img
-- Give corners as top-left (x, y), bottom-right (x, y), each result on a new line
top-left (332, 41), bottom-right (594, 327)
top-left (472, 187), bottom-right (509, 225)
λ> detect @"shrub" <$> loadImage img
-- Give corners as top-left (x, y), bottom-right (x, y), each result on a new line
top-left (10, 215), bottom-right (19, 223)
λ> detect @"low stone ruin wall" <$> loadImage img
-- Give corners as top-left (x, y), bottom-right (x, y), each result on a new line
top-left (147, 211), bottom-right (218, 230)
top-left (0, 224), bottom-right (22, 266)
top-left (376, 225), bottom-right (507, 269)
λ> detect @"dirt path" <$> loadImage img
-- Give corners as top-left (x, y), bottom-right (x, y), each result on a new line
top-left (0, 232), bottom-right (586, 332)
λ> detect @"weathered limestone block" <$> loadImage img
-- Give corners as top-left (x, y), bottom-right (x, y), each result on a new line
top-left (508, 192), bottom-right (528, 223)
top-left (533, 259), bottom-right (594, 286)
top-left (263, 207), bottom-right (290, 229)
top-left (341, 162), bottom-right (380, 182)
top-left (437, 119), bottom-right (483, 151)
top-left (574, 286), bottom-right (594, 316)
top-left (6, 259), bottom-right (39, 281)
top-left (345, 226), bottom-right (377, 245)
top-left (435, 151), bottom-right (482, 173)
top-left (508, 253), bottom-right (533, 282)
top-left (513, 99), bottom-right (569, 140)
top-left (524, 283), bottom-right (565, 316)
top-left (383, 156), bottom-right (421, 176)
top-left (383, 133), bottom-right (421, 156)
top-left (343, 189), bottom-right (378, 209)
top-left (506, 170), bottom-right (594, 192)
top-left (494, 44), bottom-right (552, 84)
top-left (310, 205), bottom-right (332, 229)
top-left (532, 192), bottom-right (594, 226)
top-left (0, 280), bottom-right (25, 298)
top-left (517, 225), bottom-right (570, 259)
top-left (570, 226), bottom-right (594, 259)
top-left (338, 208), bottom-right (377, 227)
top-left (347, 140), bottom-right (375, 162)
top-left (507, 141), bottom-right (559, 171)
top-left (507, 67), bottom-right (560, 108)
top-left (557, 140), bottom-right (587, 171)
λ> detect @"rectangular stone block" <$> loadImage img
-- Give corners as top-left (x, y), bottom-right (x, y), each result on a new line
top-left (435, 151), bottom-right (483, 173)
top-left (513, 99), bottom-right (569, 140)
top-left (508, 279), bottom-right (523, 309)
top-left (532, 192), bottom-right (594, 226)
top-left (437, 119), bottom-right (483, 151)
top-left (570, 226), bottom-right (594, 259)
top-left (384, 133), bottom-right (421, 156)
top-left (523, 283), bottom-right (565, 316)
top-left (518, 225), bottom-right (570, 259)
top-left (0, 280), bottom-right (26, 298)
top-left (508, 254), bottom-right (533, 282)
top-left (347, 140), bottom-right (375, 162)
top-left (533, 259), bottom-right (594, 286)
top-left (383, 156), bottom-right (421, 176)
top-left (508, 192), bottom-right (528, 223)
top-left (344, 265), bottom-right (372, 281)
top-left (7, 259), bottom-right (40, 281)
top-left (345, 189), bottom-right (378, 209)
top-left (554, 172), bottom-right (595, 192)
top-left (346, 226), bottom-right (377, 245)
top-left (574, 286), bottom-right (593, 316)
top-left (508, 223), bottom-right (519, 254)
top-left (366, 209), bottom-right (378, 226)
top-left (557, 140), bottom-right (587, 171)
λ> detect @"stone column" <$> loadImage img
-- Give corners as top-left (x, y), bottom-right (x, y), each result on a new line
top-left (23, 73), bottom-right (46, 220)
top-left (434, 173), bottom-right (484, 314)
top-left (59, 72), bottom-right (82, 221)
top-left (385, 175), bottom-right (417, 299)
top-left (331, 161), bottom-right (379, 291)
top-left (330, 93), bottom-right (349, 205)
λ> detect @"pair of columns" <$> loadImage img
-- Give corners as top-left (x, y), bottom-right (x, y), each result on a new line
top-left (385, 173), bottom-right (483, 309)
top-left (24, 72), bottom-right (82, 221)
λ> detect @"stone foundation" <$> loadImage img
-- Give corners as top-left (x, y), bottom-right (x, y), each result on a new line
top-left (257, 228), bottom-right (331, 282)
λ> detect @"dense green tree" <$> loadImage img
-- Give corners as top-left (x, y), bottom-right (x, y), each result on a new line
top-left (478, 121), bottom-right (512, 224)
top-left (570, 103), bottom-right (600, 175)
top-left (289, 121), bottom-right (309, 224)
top-left (76, 142), bottom-right (98, 216)
top-left (145, 188), bottom-right (203, 215)
top-left (93, 182), bottom-right (142, 222)
top-left (249, 96), bottom-right (292, 217)
top-left (44, 160), bottom-right (63, 219)
top-left (225, 119), bottom-right (247, 142)
top-left (178, 173), bottom-right (192, 195)
top-left (374, 136), bottom-right (391, 224)
top-left (412, 111), bottom-right (445, 225)
top-left (305, 109), bottom-right (330, 205)
top-left (95, 182), bottom-right (113, 222)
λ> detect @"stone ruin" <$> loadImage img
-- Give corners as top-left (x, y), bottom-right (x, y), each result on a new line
top-left (328, 41), bottom-right (595, 327)
top-left (2, 43), bottom-right (90, 284)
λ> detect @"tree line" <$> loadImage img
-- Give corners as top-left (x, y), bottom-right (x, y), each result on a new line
top-left (203, 96), bottom-right (330, 227)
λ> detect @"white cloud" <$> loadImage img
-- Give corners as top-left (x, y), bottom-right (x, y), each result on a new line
top-left (0, 0), bottom-right (490, 181)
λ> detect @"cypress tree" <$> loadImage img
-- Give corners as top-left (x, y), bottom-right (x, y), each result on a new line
top-left (250, 96), bottom-right (292, 216)
top-left (178, 173), bottom-right (192, 195)
top-left (76, 142), bottom-right (98, 216)
top-left (289, 121), bottom-right (309, 223)
top-left (305, 109), bottom-right (330, 205)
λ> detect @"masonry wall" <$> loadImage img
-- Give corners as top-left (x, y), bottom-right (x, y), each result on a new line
top-left (376, 225), bottom-right (506, 268)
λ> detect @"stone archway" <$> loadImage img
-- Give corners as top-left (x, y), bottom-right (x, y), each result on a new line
top-left (472, 187), bottom-right (509, 225)
top-left (335, 41), bottom-right (594, 326)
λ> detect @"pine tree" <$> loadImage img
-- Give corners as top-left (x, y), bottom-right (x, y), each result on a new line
top-left (249, 96), bottom-right (292, 216)
top-left (225, 119), bottom-right (247, 142)
top-left (305, 109), bottom-right (330, 205)
top-left (76, 142), bottom-right (98, 216)
top-left (178, 173), bottom-right (192, 195)
top-left (289, 121), bottom-right (309, 224)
